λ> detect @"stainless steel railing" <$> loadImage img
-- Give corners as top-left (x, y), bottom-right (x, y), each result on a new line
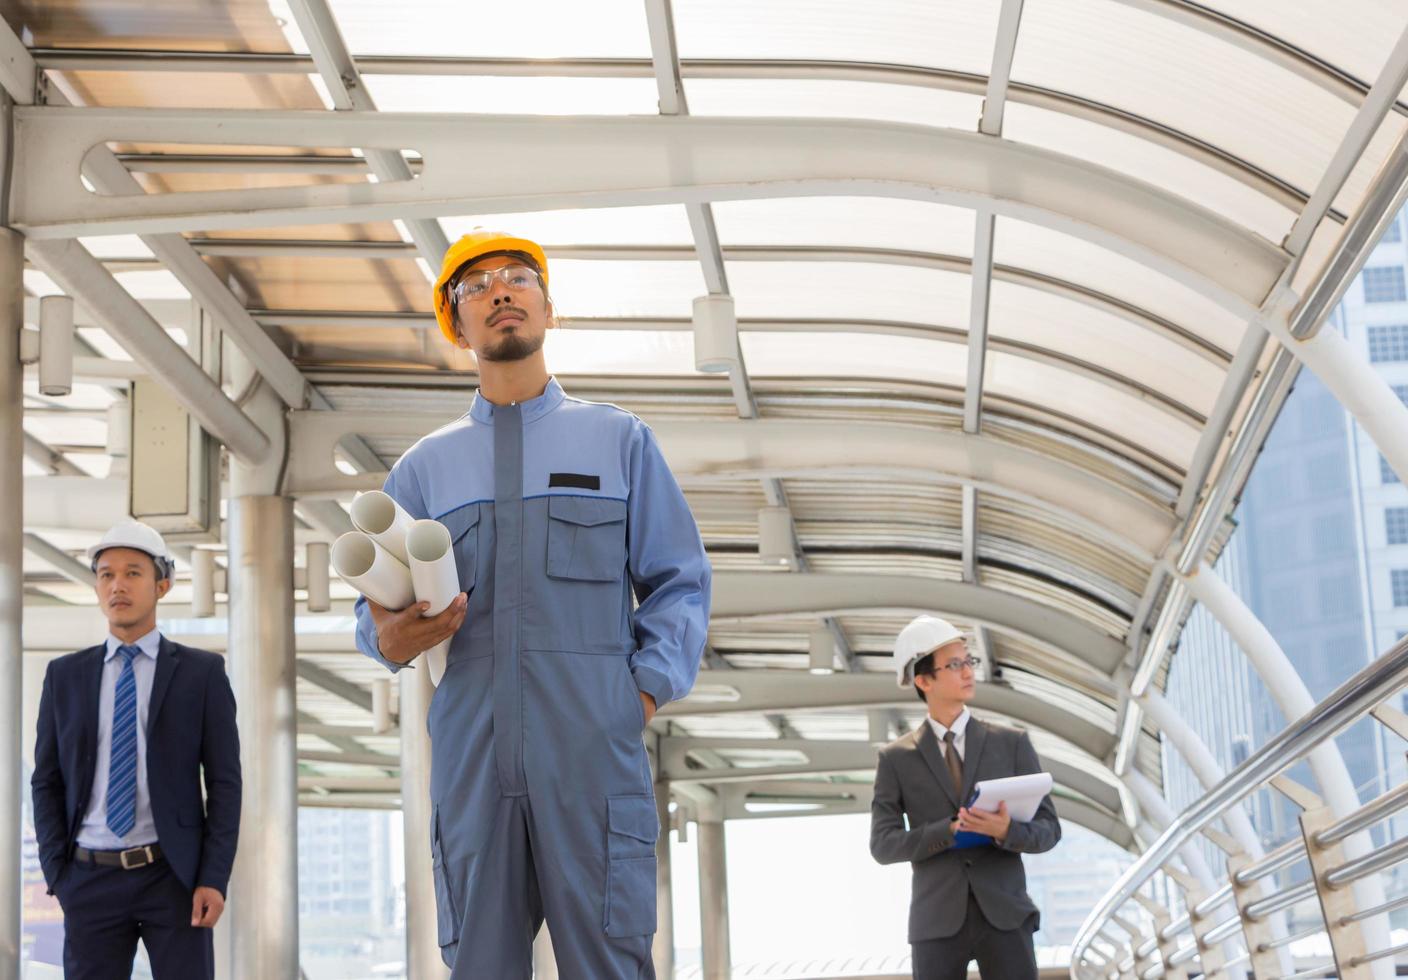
top-left (1072, 636), bottom-right (1408, 979)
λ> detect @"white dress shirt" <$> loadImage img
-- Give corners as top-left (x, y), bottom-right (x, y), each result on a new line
top-left (76, 628), bottom-right (161, 849)
top-left (927, 707), bottom-right (971, 763)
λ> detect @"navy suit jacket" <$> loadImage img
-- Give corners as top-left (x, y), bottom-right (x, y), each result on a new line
top-left (31, 637), bottom-right (242, 897)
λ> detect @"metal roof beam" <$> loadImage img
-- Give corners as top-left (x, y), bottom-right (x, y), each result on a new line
top-left (22, 533), bottom-right (95, 587)
top-left (295, 660), bottom-right (375, 713)
top-left (166, 240), bottom-right (1228, 362)
top-left (285, 0), bottom-right (449, 269)
top-left (286, 412), bottom-right (1173, 560)
top-left (664, 671), bottom-right (1116, 760)
top-left (11, 108), bottom-right (1288, 314)
top-left (23, 47), bottom-right (1362, 212)
top-left (710, 572), bottom-right (1127, 676)
top-left (1281, 19), bottom-right (1408, 261)
top-left (22, 431), bottom-right (85, 477)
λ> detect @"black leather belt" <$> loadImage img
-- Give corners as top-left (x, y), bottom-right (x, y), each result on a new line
top-left (73, 843), bottom-right (163, 870)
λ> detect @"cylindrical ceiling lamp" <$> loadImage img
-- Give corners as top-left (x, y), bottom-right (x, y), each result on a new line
top-left (38, 294), bottom-right (75, 397)
top-left (305, 541), bottom-right (330, 613)
top-left (692, 294), bottom-right (739, 374)
top-left (105, 400), bottom-right (130, 458)
top-left (191, 548), bottom-right (216, 619)
top-left (371, 678), bottom-right (393, 735)
top-left (757, 506), bottom-right (794, 566)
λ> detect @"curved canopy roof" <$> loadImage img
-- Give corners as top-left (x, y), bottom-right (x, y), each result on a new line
top-left (11, 0), bottom-right (1408, 851)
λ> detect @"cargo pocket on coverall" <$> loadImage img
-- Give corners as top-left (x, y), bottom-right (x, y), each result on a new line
top-left (604, 794), bottom-right (658, 938)
top-left (546, 496), bottom-right (627, 582)
top-left (430, 805), bottom-right (459, 948)
top-left (438, 501), bottom-right (481, 594)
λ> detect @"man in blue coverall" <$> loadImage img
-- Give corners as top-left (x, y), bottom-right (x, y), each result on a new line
top-left (353, 231), bottom-right (712, 978)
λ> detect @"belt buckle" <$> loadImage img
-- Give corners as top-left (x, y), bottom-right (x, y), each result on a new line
top-left (119, 846), bottom-right (152, 870)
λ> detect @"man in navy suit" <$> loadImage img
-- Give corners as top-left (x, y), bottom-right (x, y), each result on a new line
top-left (31, 520), bottom-right (241, 979)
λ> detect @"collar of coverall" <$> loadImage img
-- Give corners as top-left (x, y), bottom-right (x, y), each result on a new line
top-left (468, 376), bottom-right (566, 425)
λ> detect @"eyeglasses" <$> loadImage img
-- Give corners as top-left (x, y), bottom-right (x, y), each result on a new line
top-left (450, 264), bottom-right (543, 302)
top-left (920, 656), bottom-right (980, 676)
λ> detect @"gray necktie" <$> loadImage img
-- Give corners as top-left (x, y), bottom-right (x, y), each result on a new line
top-left (943, 730), bottom-right (964, 796)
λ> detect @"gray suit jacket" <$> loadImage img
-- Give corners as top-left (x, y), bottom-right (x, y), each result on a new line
top-left (870, 718), bottom-right (1061, 942)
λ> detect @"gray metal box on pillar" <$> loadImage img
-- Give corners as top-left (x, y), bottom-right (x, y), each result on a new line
top-left (127, 308), bottom-right (221, 541)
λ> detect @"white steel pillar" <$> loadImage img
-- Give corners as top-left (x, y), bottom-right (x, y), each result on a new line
top-left (226, 354), bottom-right (299, 977)
top-left (532, 926), bottom-right (559, 978)
top-left (0, 227), bottom-right (23, 980)
top-left (1179, 561), bottom-right (1394, 978)
top-left (1138, 691), bottom-right (1295, 974)
top-left (653, 785), bottom-right (674, 978)
top-left (697, 816), bottom-right (731, 980)
top-left (400, 664), bottom-right (448, 979)
top-left (1266, 311), bottom-right (1408, 489)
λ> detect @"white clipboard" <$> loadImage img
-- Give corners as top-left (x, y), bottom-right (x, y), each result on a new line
top-left (965, 772), bottom-right (1053, 823)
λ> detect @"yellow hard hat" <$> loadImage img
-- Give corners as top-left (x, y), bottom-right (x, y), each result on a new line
top-left (433, 231), bottom-right (550, 345)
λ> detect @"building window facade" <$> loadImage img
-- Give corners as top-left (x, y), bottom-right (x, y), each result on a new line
top-left (1368, 325), bottom-right (1408, 363)
top-left (1364, 266), bottom-right (1407, 303)
top-left (1388, 507), bottom-right (1408, 545)
top-left (1392, 569), bottom-right (1408, 606)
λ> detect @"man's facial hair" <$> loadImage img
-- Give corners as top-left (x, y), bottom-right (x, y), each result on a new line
top-left (478, 329), bottom-right (545, 363)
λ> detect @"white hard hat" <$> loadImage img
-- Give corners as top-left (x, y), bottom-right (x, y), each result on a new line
top-left (87, 520), bottom-right (175, 580)
top-left (893, 615), bottom-right (965, 688)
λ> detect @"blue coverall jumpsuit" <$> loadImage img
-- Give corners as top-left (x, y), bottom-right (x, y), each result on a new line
top-left (354, 378), bottom-right (712, 978)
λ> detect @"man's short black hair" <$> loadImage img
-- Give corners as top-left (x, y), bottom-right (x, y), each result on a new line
top-left (92, 547), bottom-right (171, 583)
top-left (913, 652), bottom-right (934, 703)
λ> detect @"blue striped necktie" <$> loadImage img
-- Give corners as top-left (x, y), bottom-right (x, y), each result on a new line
top-left (106, 644), bottom-right (141, 839)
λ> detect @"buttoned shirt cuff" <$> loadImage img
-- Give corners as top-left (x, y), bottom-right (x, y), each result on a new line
top-left (631, 664), bottom-right (675, 709)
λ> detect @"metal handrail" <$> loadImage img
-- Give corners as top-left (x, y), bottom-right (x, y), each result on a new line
top-left (1258, 923), bottom-right (1326, 951)
top-left (1314, 780), bottom-right (1408, 846)
top-left (1232, 836), bottom-right (1307, 885)
top-left (1342, 888), bottom-right (1408, 923)
top-left (1244, 880), bottom-right (1317, 921)
top-left (1158, 911), bottom-right (1191, 941)
top-left (1072, 637), bottom-right (1408, 962)
top-left (1192, 882), bottom-right (1234, 919)
top-left (1323, 834), bottom-right (1408, 888)
top-left (1202, 913), bottom-right (1244, 946)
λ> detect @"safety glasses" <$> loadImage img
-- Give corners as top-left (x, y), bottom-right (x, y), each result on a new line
top-left (450, 264), bottom-right (543, 303)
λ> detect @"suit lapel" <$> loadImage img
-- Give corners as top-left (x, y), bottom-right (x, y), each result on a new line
top-left (148, 636), bottom-right (179, 735)
top-left (75, 644), bottom-right (108, 834)
top-left (82, 645), bottom-right (106, 753)
top-left (916, 721), bottom-right (961, 809)
top-left (960, 717), bottom-right (988, 804)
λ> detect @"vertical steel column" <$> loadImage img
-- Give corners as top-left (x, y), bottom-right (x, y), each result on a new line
top-left (697, 817), bottom-right (730, 980)
top-left (226, 347), bottom-right (298, 977)
top-left (532, 924), bottom-right (559, 978)
top-left (227, 494), bottom-right (299, 978)
top-left (653, 785), bottom-right (674, 978)
top-left (0, 228), bottom-right (23, 980)
top-left (400, 665), bottom-right (448, 978)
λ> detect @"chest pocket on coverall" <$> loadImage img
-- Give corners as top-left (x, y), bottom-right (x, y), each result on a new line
top-left (546, 496), bottom-right (627, 582)
top-left (438, 501), bottom-right (481, 594)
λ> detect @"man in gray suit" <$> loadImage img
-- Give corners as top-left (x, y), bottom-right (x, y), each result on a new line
top-left (870, 615), bottom-right (1060, 979)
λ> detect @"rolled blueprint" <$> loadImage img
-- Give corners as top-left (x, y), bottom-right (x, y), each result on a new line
top-left (406, 519), bottom-right (459, 687)
top-left (350, 490), bottom-right (413, 565)
top-left (331, 531), bottom-right (415, 612)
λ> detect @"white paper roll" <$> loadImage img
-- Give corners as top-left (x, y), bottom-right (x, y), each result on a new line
top-left (349, 490), bottom-right (414, 565)
top-left (406, 519), bottom-right (461, 687)
top-left (331, 531), bottom-right (415, 612)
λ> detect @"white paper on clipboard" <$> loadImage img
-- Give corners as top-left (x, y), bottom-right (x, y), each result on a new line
top-left (965, 772), bottom-right (1054, 823)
